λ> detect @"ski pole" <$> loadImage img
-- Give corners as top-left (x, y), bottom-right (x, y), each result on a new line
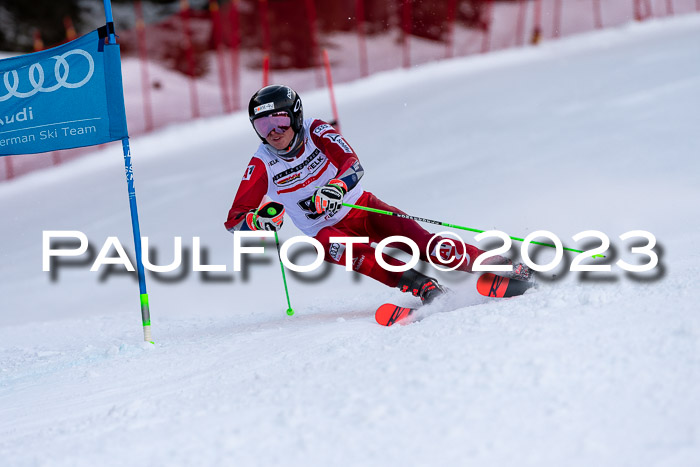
top-left (273, 231), bottom-right (295, 316)
top-left (342, 202), bottom-right (598, 256)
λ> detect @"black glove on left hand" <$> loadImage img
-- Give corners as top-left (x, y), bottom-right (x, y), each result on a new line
top-left (312, 179), bottom-right (347, 215)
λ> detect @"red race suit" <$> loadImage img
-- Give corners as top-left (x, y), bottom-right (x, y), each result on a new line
top-left (225, 119), bottom-right (486, 287)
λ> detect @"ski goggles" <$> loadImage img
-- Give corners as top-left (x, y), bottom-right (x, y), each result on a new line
top-left (252, 112), bottom-right (291, 138)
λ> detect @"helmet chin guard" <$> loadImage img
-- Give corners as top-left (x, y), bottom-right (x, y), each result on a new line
top-left (269, 131), bottom-right (304, 160)
top-left (249, 85), bottom-right (304, 156)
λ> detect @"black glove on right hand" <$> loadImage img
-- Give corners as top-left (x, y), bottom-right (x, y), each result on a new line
top-left (248, 201), bottom-right (285, 231)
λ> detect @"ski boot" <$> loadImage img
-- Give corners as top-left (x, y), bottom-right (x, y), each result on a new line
top-left (508, 262), bottom-right (535, 282)
top-left (397, 269), bottom-right (446, 305)
top-left (481, 255), bottom-right (535, 282)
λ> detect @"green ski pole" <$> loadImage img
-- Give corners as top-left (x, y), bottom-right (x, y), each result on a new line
top-left (254, 205), bottom-right (294, 316)
top-left (274, 231), bottom-right (295, 316)
top-left (342, 202), bottom-right (598, 256)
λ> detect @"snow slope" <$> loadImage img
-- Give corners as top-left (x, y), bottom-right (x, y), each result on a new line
top-left (1, 14), bottom-right (700, 467)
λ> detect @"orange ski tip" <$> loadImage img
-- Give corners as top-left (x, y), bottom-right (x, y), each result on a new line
top-left (375, 303), bottom-right (413, 326)
top-left (476, 273), bottom-right (510, 298)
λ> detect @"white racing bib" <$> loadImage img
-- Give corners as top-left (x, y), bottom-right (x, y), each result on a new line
top-left (252, 118), bottom-right (363, 236)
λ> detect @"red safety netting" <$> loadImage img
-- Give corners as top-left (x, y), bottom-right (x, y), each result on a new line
top-left (2, 0), bottom-right (698, 181)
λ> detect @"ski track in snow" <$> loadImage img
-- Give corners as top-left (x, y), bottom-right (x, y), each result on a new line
top-left (1, 14), bottom-right (700, 467)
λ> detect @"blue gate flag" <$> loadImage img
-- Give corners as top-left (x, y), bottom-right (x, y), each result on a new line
top-left (0, 28), bottom-right (128, 156)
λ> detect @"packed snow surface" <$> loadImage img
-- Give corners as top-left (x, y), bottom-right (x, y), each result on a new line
top-left (1, 14), bottom-right (700, 467)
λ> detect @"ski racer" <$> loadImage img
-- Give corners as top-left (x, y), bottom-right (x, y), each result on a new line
top-left (225, 85), bottom-right (529, 305)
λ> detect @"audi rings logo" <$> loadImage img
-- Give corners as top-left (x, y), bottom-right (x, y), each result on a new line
top-left (1, 49), bottom-right (95, 102)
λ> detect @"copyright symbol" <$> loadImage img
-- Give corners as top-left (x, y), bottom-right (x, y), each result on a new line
top-left (426, 231), bottom-right (468, 272)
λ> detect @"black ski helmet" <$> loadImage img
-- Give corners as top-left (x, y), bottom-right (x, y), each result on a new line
top-left (248, 85), bottom-right (304, 158)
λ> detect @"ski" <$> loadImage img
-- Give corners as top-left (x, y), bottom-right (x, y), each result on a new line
top-left (375, 303), bottom-right (417, 326)
top-left (376, 274), bottom-right (534, 326)
top-left (476, 273), bottom-right (534, 298)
